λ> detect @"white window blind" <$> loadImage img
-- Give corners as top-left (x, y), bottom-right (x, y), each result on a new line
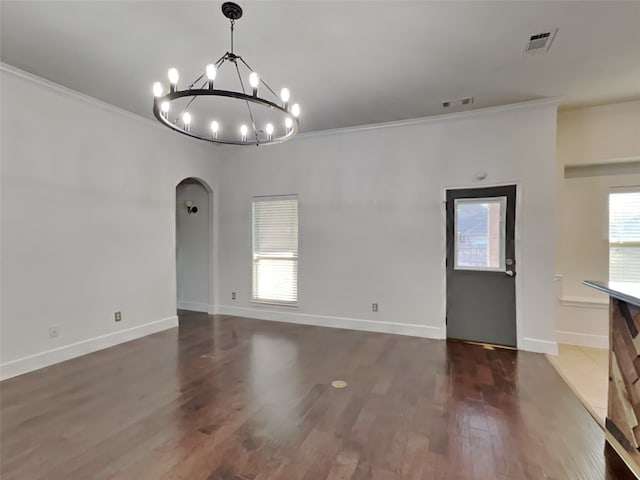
top-left (252, 196), bottom-right (298, 305)
top-left (609, 189), bottom-right (640, 283)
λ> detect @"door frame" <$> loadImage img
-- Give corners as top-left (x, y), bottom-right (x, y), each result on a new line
top-left (441, 181), bottom-right (524, 349)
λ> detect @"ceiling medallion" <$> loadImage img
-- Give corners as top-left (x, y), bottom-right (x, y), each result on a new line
top-left (151, 2), bottom-right (300, 146)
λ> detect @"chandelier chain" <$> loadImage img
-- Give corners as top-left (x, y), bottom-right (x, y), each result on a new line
top-left (230, 19), bottom-right (235, 54)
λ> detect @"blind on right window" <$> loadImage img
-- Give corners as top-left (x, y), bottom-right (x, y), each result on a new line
top-left (252, 196), bottom-right (298, 305)
top-left (609, 188), bottom-right (640, 283)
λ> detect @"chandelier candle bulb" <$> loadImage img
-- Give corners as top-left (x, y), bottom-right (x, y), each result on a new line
top-left (160, 101), bottom-right (170, 118)
top-left (240, 124), bottom-right (248, 142)
top-left (182, 112), bottom-right (191, 132)
top-left (291, 103), bottom-right (300, 117)
top-left (266, 123), bottom-right (274, 141)
top-left (152, 82), bottom-right (163, 97)
top-left (206, 64), bottom-right (216, 89)
top-left (249, 72), bottom-right (259, 96)
top-left (280, 88), bottom-right (290, 109)
top-left (168, 68), bottom-right (179, 92)
top-left (211, 121), bottom-right (219, 139)
top-left (285, 117), bottom-right (293, 133)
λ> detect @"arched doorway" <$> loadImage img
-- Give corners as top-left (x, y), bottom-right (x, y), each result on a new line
top-left (175, 178), bottom-right (213, 314)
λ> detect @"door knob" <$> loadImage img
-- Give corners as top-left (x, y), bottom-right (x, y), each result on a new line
top-left (506, 270), bottom-right (514, 277)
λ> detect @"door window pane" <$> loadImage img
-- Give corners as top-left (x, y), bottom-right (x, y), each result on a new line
top-left (454, 197), bottom-right (506, 271)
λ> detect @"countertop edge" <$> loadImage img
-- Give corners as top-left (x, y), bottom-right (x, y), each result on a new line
top-left (583, 280), bottom-right (640, 307)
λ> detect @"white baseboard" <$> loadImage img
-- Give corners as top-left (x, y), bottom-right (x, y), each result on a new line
top-left (177, 301), bottom-right (213, 314)
top-left (216, 305), bottom-right (444, 339)
top-left (556, 330), bottom-right (609, 349)
top-left (0, 316), bottom-right (178, 381)
top-left (521, 337), bottom-right (558, 355)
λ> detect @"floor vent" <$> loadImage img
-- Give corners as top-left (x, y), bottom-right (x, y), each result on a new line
top-left (524, 29), bottom-right (558, 54)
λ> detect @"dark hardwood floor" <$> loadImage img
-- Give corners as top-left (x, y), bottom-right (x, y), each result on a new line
top-left (0, 311), bottom-right (633, 479)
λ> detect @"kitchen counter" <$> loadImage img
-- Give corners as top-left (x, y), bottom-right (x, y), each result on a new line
top-left (584, 280), bottom-right (640, 478)
top-left (584, 280), bottom-right (640, 307)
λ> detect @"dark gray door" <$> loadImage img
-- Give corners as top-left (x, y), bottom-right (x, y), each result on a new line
top-left (446, 185), bottom-right (517, 347)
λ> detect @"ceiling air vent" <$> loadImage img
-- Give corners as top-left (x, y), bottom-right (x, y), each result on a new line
top-left (442, 97), bottom-right (474, 108)
top-left (524, 29), bottom-right (558, 54)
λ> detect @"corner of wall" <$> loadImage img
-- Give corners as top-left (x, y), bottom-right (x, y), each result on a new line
top-left (0, 316), bottom-right (178, 381)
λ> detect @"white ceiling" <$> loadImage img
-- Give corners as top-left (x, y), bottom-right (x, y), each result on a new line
top-left (1, 1), bottom-right (639, 133)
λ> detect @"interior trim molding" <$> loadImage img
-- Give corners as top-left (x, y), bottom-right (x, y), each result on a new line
top-left (217, 306), bottom-right (558, 354)
top-left (521, 337), bottom-right (559, 355)
top-left (556, 330), bottom-right (609, 349)
top-left (295, 97), bottom-right (562, 141)
top-left (216, 305), bottom-right (445, 339)
top-left (0, 316), bottom-right (178, 381)
top-left (0, 62), bottom-right (165, 133)
top-left (2, 62), bottom-right (560, 146)
top-left (177, 301), bottom-right (213, 314)
top-left (560, 296), bottom-right (609, 310)
top-left (564, 156), bottom-right (640, 168)
top-left (564, 160), bottom-right (640, 178)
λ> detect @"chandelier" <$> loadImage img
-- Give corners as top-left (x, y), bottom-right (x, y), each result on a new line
top-left (151, 2), bottom-right (300, 146)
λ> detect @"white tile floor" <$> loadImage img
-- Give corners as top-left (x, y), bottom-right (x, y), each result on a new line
top-left (547, 344), bottom-right (608, 426)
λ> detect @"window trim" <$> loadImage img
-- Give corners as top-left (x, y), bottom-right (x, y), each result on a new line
top-left (453, 196), bottom-right (507, 272)
top-left (608, 186), bottom-right (640, 283)
top-left (250, 194), bottom-right (299, 307)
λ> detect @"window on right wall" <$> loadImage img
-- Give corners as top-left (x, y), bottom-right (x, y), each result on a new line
top-left (609, 188), bottom-right (640, 283)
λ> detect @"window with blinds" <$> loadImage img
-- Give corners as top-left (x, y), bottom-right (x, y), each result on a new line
top-left (609, 188), bottom-right (640, 283)
top-left (252, 196), bottom-right (298, 305)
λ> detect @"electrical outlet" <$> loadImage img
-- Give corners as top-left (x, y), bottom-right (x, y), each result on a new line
top-left (232, 292), bottom-right (236, 300)
top-left (372, 303), bottom-right (378, 312)
top-left (49, 326), bottom-right (59, 338)
top-left (114, 311), bottom-right (122, 322)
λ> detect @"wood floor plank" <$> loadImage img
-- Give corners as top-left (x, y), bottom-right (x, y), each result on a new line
top-left (0, 311), bottom-right (634, 479)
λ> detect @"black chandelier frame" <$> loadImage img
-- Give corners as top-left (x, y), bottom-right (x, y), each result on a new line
top-left (152, 2), bottom-right (300, 146)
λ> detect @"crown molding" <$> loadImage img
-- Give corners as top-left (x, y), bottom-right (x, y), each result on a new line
top-left (294, 97), bottom-right (563, 142)
top-left (0, 61), bottom-right (165, 133)
top-left (2, 61), bottom-right (561, 148)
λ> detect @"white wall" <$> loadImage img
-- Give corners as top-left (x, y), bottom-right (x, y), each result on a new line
top-left (557, 101), bottom-right (640, 166)
top-left (0, 64), bottom-right (562, 380)
top-left (556, 101), bottom-right (640, 348)
top-left (557, 170), bottom-right (640, 347)
top-left (216, 100), bottom-right (559, 354)
top-left (0, 65), bottom-right (221, 379)
top-left (176, 180), bottom-right (211, 312)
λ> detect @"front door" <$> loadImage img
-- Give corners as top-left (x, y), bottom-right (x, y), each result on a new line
top-left (446, 185), bottom-right (517, 347)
